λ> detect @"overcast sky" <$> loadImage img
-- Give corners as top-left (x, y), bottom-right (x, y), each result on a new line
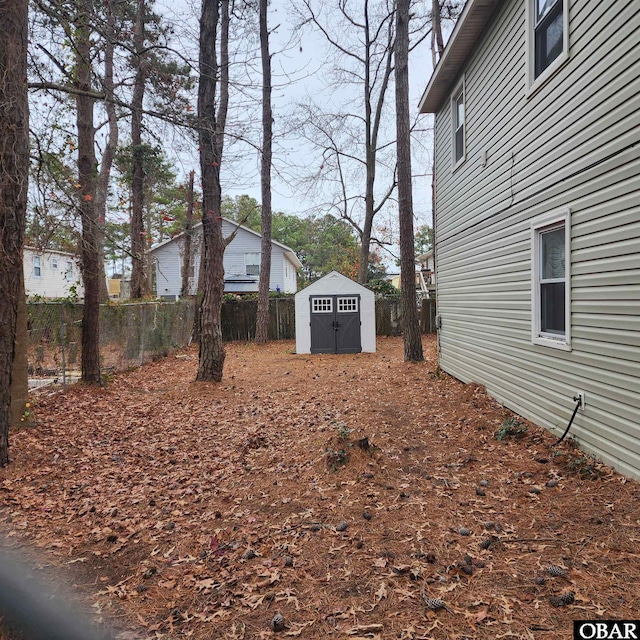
top-left (154, 0), bottom-right (440, 246)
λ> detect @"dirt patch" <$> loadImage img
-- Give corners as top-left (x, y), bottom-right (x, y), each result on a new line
top-left (1, 336), bottom-right (640, 639)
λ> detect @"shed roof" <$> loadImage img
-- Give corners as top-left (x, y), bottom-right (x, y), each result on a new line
top-left (418, 0), bottom-right (503, 113)
top-left (296, 271), bottom-right (373, 297)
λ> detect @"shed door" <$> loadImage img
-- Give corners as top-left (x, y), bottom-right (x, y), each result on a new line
top-left (310, 295), bottom-right (361, 354)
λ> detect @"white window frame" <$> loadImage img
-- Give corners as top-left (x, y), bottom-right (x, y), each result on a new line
top-left (65, 260), bottom-right (74, 282)
top-left (33, 256), bottom-right (42, 278)
top-left (312, 297), bottom-right (333, 314)
top-left (337, 297), bottom-right (359, 313)
top-left (51, 256), bottom-right (58, 270)
top-left (451, 77), bottom-right (466, 169)
top-left (531, 208), bottom-right (571, 351)
top-left (526, 0), bottom-right (569, 96)
top-left (244, 252), bottom-right (261, 277)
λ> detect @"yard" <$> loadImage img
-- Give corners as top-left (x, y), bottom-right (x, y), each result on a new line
top-left (1, 336), bottom-right (639, 639)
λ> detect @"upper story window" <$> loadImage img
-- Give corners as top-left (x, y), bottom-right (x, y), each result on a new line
top-left (531, 209), bottom-right (571, 350)
top-left (528, 0), bottom-right (569, 89)
top-left (245, 252), bottom-right (260, 276)
top-left (65, 261), bottom-right (74, 282)
top-left (33, 256), bottom-right (42, 278)
top-left (452, 80), bottom-right (465, 167)
top-left (51, 257), bottom-right (58, 270)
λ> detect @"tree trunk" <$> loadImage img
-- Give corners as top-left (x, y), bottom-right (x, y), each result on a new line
top-left (395, 0), bottom-right (423, 362)
top-left (432, 0), bottom-right (445, 65)
top-left (130, 0), bottom-right (148, 300)
top-left (181, 170), bottom-right (195, 297)
top-left (357, 2), bottom-right (394, 285)
top-left (0, 0), bottom-right (29, 465)
top-left (255, 0), bottom-right (273, 344)
top-left (76, 1), bottom-right (102, 384)
top-left (11, 274), bottom-right (29, 430)
top-left (95, 0), bottom-right (118, 304)
top-left (196, 0), bottom-right (229, 382)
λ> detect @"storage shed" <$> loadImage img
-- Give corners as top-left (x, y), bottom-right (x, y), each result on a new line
top-left (295, 271), bottom-right (376, 355)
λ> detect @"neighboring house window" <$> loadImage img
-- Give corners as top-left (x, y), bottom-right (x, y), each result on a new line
top-left (531, 209), bottom-right (571, 350)
top-left (51, 257), bottom-right (58, 270)
top-left (65, 261), bottom-right (74, 282)
top-left (245, 252), bottom-right (261, 276)
top-left (33, 256), bottom-right (42, 277)
top-left (451, 79), bottom-right (465, 167)
top-left (528, 0), bottom-right (568, 87)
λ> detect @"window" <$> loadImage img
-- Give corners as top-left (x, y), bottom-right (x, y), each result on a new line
top-left (531, 209), bottom-right (571, 350)
top-left (245, 252), bottom-right (260, 276)
top-left (33, 256), bottom-right (42, 278)
top-left (528, 0), bottom-right (568, 88)
top-left (451, 80), bottom-right (465, 166)
top-left (312, 297), bottom-right (333, 313)
top-left (51, 257), bottom-right (58, 270)
top-left (338, 297), bottom-right (358, 313)
top-left (65, 261), bottom-right (74, 282)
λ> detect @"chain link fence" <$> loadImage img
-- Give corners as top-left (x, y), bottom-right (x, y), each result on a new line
top-left (26, 296), bottom-right (436, 387)
top-left (27, 301), bottom-right (195, 388)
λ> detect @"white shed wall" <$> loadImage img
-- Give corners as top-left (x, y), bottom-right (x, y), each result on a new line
top-left (432, 0), bottom-right (640, 477)
top-left (295, 271), bottom-right (376, 354)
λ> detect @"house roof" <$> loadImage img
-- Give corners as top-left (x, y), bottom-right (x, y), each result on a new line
top-left (418, 0), bottom-right (503, 113)
top-left (149, 218), bottom-right (303, 269)
top-left (24, 246), bottom-right (78, 258)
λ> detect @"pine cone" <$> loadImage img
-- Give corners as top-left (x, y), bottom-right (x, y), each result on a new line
top-left (535, 576), bottom-right (546, 585)
top-left (242, 549), bottom-right (257, 560)
top-left (271, 613), bottom-right (285, 632)
top-left (549, 591), bottom-right (575, 607)
top-left (458, 527), bottom-right (471, 536)
top-left (336, 520), bottom-right (348, 532)
top-left (547, 565), bottom-right (566, 577)
top-left (479, 538), bottom-right (492, 550)
top-left (423, 597), bottom-right (446, 611)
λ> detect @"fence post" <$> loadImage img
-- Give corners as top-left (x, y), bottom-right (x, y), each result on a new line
top-left (60, 320), bottom-right (67, 390)
top-left (276, 298), bottom-right (280, 340)
top-left (140, 304), bottom-right (146, 366)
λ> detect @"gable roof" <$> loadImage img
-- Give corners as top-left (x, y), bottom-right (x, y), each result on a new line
top-left (149, 217), bottom-right (303, 269)
top-left (418, 0), bottom-right (502, 113)
top-left (295, 270), bottom-right (373, 297)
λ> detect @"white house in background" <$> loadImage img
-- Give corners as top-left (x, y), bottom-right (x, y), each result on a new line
top-left (23, 246), bottom-right (83, 299)
top-left (150, 218), bottom-right (302, 299)
top-left (420, 0), bottom-right (640, 477)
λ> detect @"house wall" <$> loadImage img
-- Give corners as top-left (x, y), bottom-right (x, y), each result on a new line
top-left (433, 0), bottom-right (640, 477)
top-left (24, 248), bottom-right (84, 299)
top-left (153, 221), bottom-right (297, 298)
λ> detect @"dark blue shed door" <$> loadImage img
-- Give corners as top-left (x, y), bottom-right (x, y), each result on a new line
top-left (310, 295), bottom-right (362, 354)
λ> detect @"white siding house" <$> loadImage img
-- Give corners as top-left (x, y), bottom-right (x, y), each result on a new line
top-left (23, 246), bottom-right (83, 299)
top-left (150, 218), bottom-right (302, 298)
top-left (420, 0), bottom-right (640, 477)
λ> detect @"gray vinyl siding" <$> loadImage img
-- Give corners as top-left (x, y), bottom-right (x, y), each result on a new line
top-left (433, 0), bottom-right (640, 477)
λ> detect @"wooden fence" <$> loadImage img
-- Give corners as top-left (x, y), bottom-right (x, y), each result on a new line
top-left (221, 296), bottom-right (436, 341)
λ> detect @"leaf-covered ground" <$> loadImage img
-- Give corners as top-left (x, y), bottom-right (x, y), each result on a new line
top-left (2, 336), bottom-right (640, 639)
